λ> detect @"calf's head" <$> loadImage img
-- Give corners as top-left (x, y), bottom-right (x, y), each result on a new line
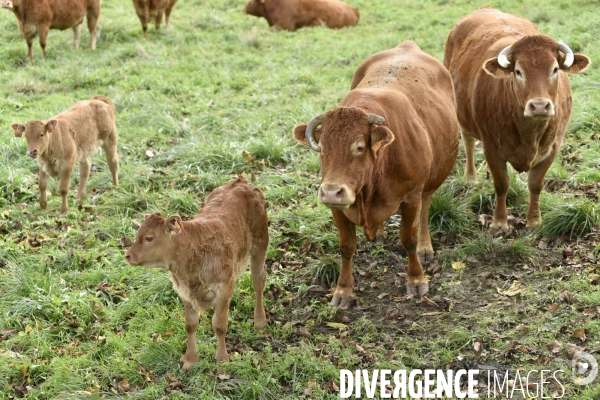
top-left (244, 0), bottom-right (266, 17)
top-left (482, 35), bottom-right (590, 119)
top-left (12, 120), bottom-right (57, 158)
top-left (293, 107), bottom-right (394, 209)
top-left (125, 213), bottom-right (183, 270)
top-left (1, 0), bottom-right (15, 10)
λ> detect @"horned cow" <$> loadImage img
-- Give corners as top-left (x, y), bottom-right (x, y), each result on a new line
top-left (11, 96), bottom-right (119, 214)
top-left (125, 177), bottom-right (269, 368)
top-left (293, 40), bottom-right (459, 307)
top-left (444, 7), bottom-right (591, 233)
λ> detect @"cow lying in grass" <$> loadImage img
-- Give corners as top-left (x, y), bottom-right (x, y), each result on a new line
top-left (244, 0), bottom-right (359, 31)
top-left (125, 177), bottom-right (269, 368)
top-left (131, 0), bottom-right (178, 38)
top-left (12, 96), bottom-right (119, 214)
top-left (1, 0), bottom-right (100, 58)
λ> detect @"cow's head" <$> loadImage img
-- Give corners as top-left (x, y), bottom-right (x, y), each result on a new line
top-left (125, 212), bottom-right (182, 270)
top-left (482, 35), bottom-right (590, 119)
top-left (293, 107), bottom-right (394, 209)
top-left (244, 0), bottom-right (266, 17)
top-left (11, 120), bottom-right (57, 158)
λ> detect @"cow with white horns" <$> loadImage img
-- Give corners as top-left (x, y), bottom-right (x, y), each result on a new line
top-left (293, 41), bottom-right (459, 307)
top-left (444, 7), bottom-right (591, 233)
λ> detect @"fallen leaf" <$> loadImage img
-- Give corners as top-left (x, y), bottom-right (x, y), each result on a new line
top-left (548, 303), bottom-right (560, 313)
top-left (547, 340), bottom-right (562, 354)
top-left (573, 328), bottom-right (587, 342)
top-left (326, 322), bottom-right (348, 330)
top-left (452, 261), bottom-right (466, 270)
top-left (497, 281), bottom-right (531, 297)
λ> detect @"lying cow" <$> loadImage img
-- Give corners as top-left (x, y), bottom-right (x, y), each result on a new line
top-left (131, 0), bottom-right (178, 38)
top-left (11, 96), bottom-right (119, 213)
top-left (125, 177), bottom-right (269, 368)
top-left (293, 41), bottom-right (459, 307)
top-left (444, 7), bottom-right (590, 233)
top-left (1, 0), bottom-right (100, 58)
top-left (244, 0), bottom-right (359, 31)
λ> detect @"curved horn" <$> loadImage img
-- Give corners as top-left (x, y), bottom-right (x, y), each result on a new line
top-left (557, 41), bottom-right (574, 68)
top-left (305, 113), bottom-right (325, 152)
top-left (497, 45), bottom-right (513, 68)
top-left (367, 113), bottom-right (385, 125)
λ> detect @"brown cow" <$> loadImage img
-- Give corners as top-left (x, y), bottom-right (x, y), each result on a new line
top-left (131, 0), bottom-right (178, 38)
top-left (1, 0), bottom-right (100, 58)
top-left (444, 8), bottom-right (590, 233)
top-left (244, 0), bottom-right (359, 31)
top-left (11, 96), bottom-right (119, 213)
top-left (125, 177), bottom-right (269, 368)
top-left (293, 41), bottom-right (459, 307)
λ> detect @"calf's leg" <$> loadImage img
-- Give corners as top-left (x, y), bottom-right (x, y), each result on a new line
top-left (102, 140), bottom-right (119, 187)
top-left (58, 165), bottom-right (73, 213)
top-left (526, 147), bottom-right (557, 228)
top-left (38, 170), bottom-right (49, 210)
top-left (212, 298), bottom-right (230, 363)
top-left (462, 132), bottom-right (478, 183)
top-left (77, 157), bottom-right (91, 203)
top-left (250, 246), bottom-right (267, 329)
top-left (401, 197), bottom-right (428, 297)
top-left (331, 209), bottom-right (357, 309)
top-left (417, 192), bottom-right (434, 263)
top-left (181, 301), bottom-right (199, 370)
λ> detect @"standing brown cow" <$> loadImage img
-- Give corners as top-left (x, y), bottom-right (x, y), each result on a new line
top-left (1, 0), bottom-right (100, 58)
top-left (11, 96), bottom-right (119, 213)
top-left (444, 8), bottom-right (590, 233)
top-left (125, 177), bottom-right (269, 368)
top-left (293, 41), bottom-right (459, 307)
top-left (131, 0), bottom-right (178, 38)
top-left (244, 0), bottom-right (359, 31)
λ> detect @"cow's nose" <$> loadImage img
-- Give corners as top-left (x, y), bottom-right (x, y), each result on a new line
top-left (125, 253), bottom-right (131, 260)
top-left (26, 149), bottom-right (37, 157)
top-left (525, 99), bottom-right (554, 117)
top-left (319, 184), bottom-right (354, 208)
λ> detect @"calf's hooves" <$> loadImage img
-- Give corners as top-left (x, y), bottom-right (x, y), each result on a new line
top-left (406, 282), bottom-right (429, 297)
top-left (417, 251), bottom-right (434, 264)
top-left (331, 294), bottom-right (356, 309)
top-left (490, 226), bottom-right (510, 236)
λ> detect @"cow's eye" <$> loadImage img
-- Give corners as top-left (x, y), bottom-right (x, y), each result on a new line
top-left (515, 70), bottom-right (523, 78)
top-left (356, 146), bottom-right (365, 153)
top-left (145, 237), bottom-right (154, 243)
top-left (40, 133), bottom-right (44, 137)
top-left (552, 67), bottom-right (559, 75)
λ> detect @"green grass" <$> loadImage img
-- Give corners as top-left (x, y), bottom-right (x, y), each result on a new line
top-left (1, 0), bottom-right (600, 398)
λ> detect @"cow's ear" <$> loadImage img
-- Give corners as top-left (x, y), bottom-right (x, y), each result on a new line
top-left (11, 123), bottom-right (25, 137)
top-left (166, 215), bottom-right (182, 235)
top-left (562, 54), bottom-right (591, 74)
top-left (45, 119), bottom-right (58, 133)
top-left (482, 57), bottom-right (511, 79)
top-left (370, 126), bottom-right (394, 153)
top-left (293, 124), bottom-right (308, 146)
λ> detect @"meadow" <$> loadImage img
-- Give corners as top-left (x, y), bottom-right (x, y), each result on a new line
top-left (0, 0), bottom-right (599, 398)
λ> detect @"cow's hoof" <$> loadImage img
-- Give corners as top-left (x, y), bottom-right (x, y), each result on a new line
top-left (526, 218), bottom-right (542, 228)
top-left (181, 355), bottom-right (197, 371)
top-left (490, 226), bottom-right (510, 235)
top-left (374, 235), bottom-right (385, 244)
top-left (331, 295), bottom-right (356, 309)
top-left (406, 282), bottom-right (429, 297)
top-left (417, 251), bottom-right (434, 264)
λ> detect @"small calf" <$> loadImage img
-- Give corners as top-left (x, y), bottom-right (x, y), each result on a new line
top-left (12, 96), bottom-right (119, 214)
top-left (131, 0), bottom-right (178, 38)
top-left (1, 0), bottom-right (100, 58)
top-left (125, 177), bottom-right (269, 368)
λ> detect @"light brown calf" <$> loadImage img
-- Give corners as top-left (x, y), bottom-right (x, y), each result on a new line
top-left (125, 177), bottom-right (269, 368)
top-left (131, 0), bottom-right (178, 38)
top-left (1, 0), bottom-right (100, 58)
top-left (12, 96), bottom-right (119, 213)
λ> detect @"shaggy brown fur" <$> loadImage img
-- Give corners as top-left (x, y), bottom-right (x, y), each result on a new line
top-left (444, 7), bottom-right (591, 232)
top-left (125, 177), bottom-right (269, 368)
top-left (293, 40), bottom-right (459, 306)
top-left (1, 0), bottom-right (100, 58)
top-left (244, 0), bottom-right (359, 31)
top-left (131, 0), bottom-right (178, 38)
top-left (11, 96), bottom-right (119, 213)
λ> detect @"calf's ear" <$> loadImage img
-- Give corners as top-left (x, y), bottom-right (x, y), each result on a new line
top-left (482, 57), bottom-right (512, 79)
top-left (45, 120), bottom-right (58, 133)
top-left (11, 123), bottom-right (25, 137)
top-left (166, 215), bottom-right (182, 235)
top-left (370, 126), bottom-right (394, 153)
top-left (562, 54), bottom-right (591, 74)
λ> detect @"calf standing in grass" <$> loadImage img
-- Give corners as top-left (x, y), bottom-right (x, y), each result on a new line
top-left (1, 0), bottom-right (100, 58)
top-left (11, 96), bottom-right (119, 214)
top-left (131, 0), bottom-right (178, 38)
top-left (125, 177), bottom-right (269, 368)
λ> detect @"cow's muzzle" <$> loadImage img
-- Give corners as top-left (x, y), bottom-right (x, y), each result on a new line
top-left (319, 184), bottom-right (354, 209)
top-left (524, 98), bottom-right (555, 119)
top-left (1, 1), bottom-right (13, 9)
top-left (26, 149), bottom-right (38, 158)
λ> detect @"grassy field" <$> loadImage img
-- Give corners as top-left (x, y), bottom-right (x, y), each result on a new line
top-left (0, 0), bottom-right (599, 398)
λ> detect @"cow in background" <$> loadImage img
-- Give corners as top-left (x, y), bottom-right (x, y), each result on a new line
top-left (125, 177), bottom-right (269, 368)
top-left (131, 0), bottom-right (178, 38)
top-left (294, 41), bottom-right (459, 307)
top-left (444, 7), bottom-right (590, 233)
top-left (1, 0), bottom-right (100, 58)
top-left (244, 0), bottom-right (359, 31)
top-left (12, 96), bottom-right (119, 213)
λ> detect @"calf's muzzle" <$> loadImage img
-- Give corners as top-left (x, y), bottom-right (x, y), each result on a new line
top-left (26, 149), bottom-right (38, 158)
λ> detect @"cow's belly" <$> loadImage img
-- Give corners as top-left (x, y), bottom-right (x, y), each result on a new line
top-left (39, 158), bottom-right (63, 177)
top-left (170, 275), bottom-right (220, 312)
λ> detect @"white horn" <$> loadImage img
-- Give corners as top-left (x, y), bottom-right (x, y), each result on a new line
top-left (305, 113), bottom-right (325, 152)
top-left (497, 45), bottom-right (513, 68)
top-left (367, 113), bottom-right (385, 125)
top-left (557, 41), bottom-right (574, 68)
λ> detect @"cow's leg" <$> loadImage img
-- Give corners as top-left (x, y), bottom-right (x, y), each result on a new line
top-left (38, 169), bottom-right (49, 210)
top-left (375, 222), bottom-right (385, 243)
top-left (142, 2), bottom-right (150, 38)
top-left (331, 209), bottom-right (357, 309)
top-left (401, 198), bottom-right (428, 297)
top-left (250, 243), bottom-right (267, 330)
top-left (526, 148), bottom-right (556, 228)
top-left (101, 140), bottom-right (119, 187)
top-left (38, 24), bottom-right (50, 58)
top-left (155, 10), bottom-right (164, 31)
top-left (417, 192), bottom-right (434, 264)
top-left (165, 4), bottom-right (174, 27)
top-left (77, 156), bottom-right (91, 204)
top-left (181, 300), bottom-right (199, 370)
top-left (72, 23), bottom-right (82, 49)
top-left (484, 148), bottom-right (510, 233)
top-left (87, 2), bottom-right (100, 50)
top-left (212, 297), bottom-right (230, 363)
top-left (58, 165), bottom-right (73, 214)
top-left (462, 131), bottom-right (478, 183)
top-left (25, 34), bottom-right (34, 59)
